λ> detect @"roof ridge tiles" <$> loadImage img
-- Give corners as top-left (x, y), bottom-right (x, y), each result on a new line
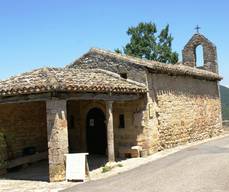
top-left (87, 47), bottom-right (222, 81)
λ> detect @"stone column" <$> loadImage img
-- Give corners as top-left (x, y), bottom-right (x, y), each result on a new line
top-left (46, 100), bottom-right (69, 182)
top-left (106, 101), bottom-right (115, 162)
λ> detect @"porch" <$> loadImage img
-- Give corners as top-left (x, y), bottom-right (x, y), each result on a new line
top-left (0, 93), bottom-right (146, 182)
top-left (0, 67), bottom-right (147, 182)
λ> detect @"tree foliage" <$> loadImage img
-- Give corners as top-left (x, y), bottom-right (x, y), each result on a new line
top-left (116, 22), bottom-right (178, 64)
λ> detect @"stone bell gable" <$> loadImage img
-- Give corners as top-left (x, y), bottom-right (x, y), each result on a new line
top-left (182, 33), bottom-right (218, 73)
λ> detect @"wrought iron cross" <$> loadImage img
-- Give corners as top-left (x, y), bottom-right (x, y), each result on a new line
top-left (195, 25), bottom-right (201, 33)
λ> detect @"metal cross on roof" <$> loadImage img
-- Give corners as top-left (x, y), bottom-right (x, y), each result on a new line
top-left (195, 25), bottom-right (201, 33)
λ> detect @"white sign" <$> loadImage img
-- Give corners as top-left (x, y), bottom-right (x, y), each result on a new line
top-left (65, 153), bottom-right (89, 181)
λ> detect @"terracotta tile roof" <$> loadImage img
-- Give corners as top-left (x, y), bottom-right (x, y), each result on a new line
top-left (84, 48), bottom-right (222, 81)
top-left (0, 68), bottom-right (147, 96)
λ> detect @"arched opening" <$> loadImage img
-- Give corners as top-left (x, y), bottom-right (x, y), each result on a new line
top-left (86, 108), bottom-right (107, 155)
top-left (195, 45), bottom-right (204, 68)
top-left (182, 34), bottom-right (218, 73)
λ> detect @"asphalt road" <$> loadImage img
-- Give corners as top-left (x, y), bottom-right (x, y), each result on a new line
top-left (63, 136), bottom-right (229, 192)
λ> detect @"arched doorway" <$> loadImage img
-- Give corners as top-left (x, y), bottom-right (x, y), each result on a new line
top-left (86, 108), bottom-right (107, 155)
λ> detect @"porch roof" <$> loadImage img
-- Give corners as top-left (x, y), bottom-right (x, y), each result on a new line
top-left (0, 67), bottom-right (147, 97)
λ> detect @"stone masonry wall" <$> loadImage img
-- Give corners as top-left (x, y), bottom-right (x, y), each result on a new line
top-left (182, 34), bottom-right (218, 73)
top-left (69, 52), bottom-right (147, 84)
top-left (0, 101), bottom-right (47, 161)
top-left (0, 131), bottom-right (7, 175)
top-left (67, 100), bottom-right (82, 153)
top-left (148, 73), bottom-right (223, 150)
top-left (113, 99), bottom-right (155, 156)
top-left (67, 98), bottom-right (157, 157)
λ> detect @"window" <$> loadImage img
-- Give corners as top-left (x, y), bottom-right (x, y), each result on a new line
top-left (119, 114), bottom-right (125, 129)
top-left (120, 73), bottom-right (127, 79)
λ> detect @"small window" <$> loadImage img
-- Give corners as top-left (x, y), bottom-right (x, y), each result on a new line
top-left (120, 73), bottom-right (127, 79)
top-left (119, 114), bottom-right (125, 129)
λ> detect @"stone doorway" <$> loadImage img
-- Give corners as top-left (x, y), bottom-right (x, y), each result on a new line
top-left (86, 108), bottom-right (107, 155)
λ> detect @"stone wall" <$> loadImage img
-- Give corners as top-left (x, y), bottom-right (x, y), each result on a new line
top-left (69, 52), bottom-right (147, 84)
top-left (0, 101), bottom-right (47, 161)
top-left (113, 99), bottom-right (155, 156)
top-left (0, 131), bottom-right (7, 175)
top-left (148, 73), bottom-right (223, 149)
top-left (67, 100), bottom-right (83, 153)
top-left (67, 98), bottom-right (156, 157)
top-left (67, 46), bottom-right (222, 154)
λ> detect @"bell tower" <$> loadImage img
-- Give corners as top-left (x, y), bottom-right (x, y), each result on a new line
top-left (182, 33), bottom-right (218, 73)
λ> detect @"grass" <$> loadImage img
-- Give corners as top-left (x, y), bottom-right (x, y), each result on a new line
top-left (102, 165), bottom-right (113, 173)
top-left (101, 163), bottom-right (123, 173)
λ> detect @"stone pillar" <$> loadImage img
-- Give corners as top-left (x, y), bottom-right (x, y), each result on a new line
top-left (106, 101), bottom-right (115, 162)
top-left (46, 100), bottom-right (69, 182)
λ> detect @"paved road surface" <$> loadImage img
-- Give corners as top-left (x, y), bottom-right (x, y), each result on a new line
top-left (63, 136), bottom-right (229, 192)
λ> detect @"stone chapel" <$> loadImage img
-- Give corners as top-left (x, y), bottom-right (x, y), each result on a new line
top-left (0, 33), bottom-right (223, 181)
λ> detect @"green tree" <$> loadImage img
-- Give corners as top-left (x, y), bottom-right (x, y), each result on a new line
top-left (116, 22), bottom-right (178, 64)
top-left (114, 48), bottom-right (122, 54)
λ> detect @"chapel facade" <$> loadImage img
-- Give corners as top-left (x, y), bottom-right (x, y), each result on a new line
top-left (0, 33), bottom-right (223, 181)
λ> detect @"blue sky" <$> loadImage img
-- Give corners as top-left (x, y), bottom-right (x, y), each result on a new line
top-left (0, 0), bottom-right (228, 87)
